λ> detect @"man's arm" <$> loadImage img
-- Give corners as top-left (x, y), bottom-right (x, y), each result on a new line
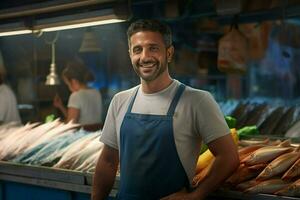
top-left (161, 134), bottom-right (239, 200)
top-left (92, 144), bottom-right (119, 200)
top-left (191, 134), bottom-right (239, 199)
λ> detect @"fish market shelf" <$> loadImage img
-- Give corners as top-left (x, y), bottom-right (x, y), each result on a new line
top-left (0, 173), bottom-right (91, 194)
top-left (0, 161), bottom-right (85, 185)
top-left (209, 189), bottom-right (300, 200)
top-left (0, 161), bottom-right (118, 199)
top-left (85, 172), bottom-right (120, 188)
top-left (0, 161), bottom-right (298, 200)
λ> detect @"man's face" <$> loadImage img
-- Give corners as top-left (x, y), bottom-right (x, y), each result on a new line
top-left (129, 31), bottom-right (173, 82)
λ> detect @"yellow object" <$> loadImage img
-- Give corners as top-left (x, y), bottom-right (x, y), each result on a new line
top-left (195, 148), bottom-right (214, 174)
top-left (195, 128), bottom-right (239, 174)
top-left (230, 128), bottom-right (239, 145)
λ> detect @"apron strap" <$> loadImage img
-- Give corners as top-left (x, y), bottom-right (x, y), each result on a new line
top-left (167, 84), bottom-right (186, 116)
top-left (126, 86), bottom-right (140, 114)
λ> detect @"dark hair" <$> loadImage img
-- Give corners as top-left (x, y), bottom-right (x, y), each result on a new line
top-left (127, 19), bottom-right (173, 47)
top-left (62, 58), bottom-right (94, 84)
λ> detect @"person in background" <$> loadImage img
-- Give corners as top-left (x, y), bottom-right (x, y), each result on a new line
top-left (92, 19), bottom-right (239, 200)
top-left (0, 57), bottom-right (21, 125)
top-left (53, 58), bottom-right (103, 131)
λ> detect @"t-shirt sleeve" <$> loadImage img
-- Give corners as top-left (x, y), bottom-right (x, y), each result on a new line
top-left (197, 92), bottom-right (230, 144)
top-left (100, 96), bottom-right (118, 150)
top-left (67, 92), bottom-right (81, 109)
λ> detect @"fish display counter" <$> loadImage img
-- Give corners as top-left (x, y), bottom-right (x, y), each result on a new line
top-left (0, 160), bottom-right (299, 200)
top-left (193, 134), bottom-right (300, 199)
top-left (0, 161), bottom-right (118, 200)
top-left (1, 121), bottom-right (300, 199)
top-left (0, 121), bottom-right (109, 200)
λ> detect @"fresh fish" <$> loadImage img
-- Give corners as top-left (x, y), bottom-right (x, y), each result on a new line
top-left (11, 119), bottom-right (62, 157)
top-left (238, 138), bottom-right (269, 147)
top-left (268, 139), bottom-right (282, 146)
top-left (258, 106), bottom-right (285, 135)
top-left (275, 179), bottom-right (300, 197)
top-left (248, 163), bottom-right (267, 170)
top-left (282, 157), bottom-right (300, 181)
top-left (239, 144), bottom-right (266, 161)
top-left (243, 103), bottom-right (269, 127)
top-left (26, 121), bottom-right (80, 150)
top-left (242, 146), bottom-right (294, 166)
top-left (273, 106), bottom-right (296, 136)
top-left (24, 130), bottom-right (79, 165)
top-left (245, 178), bottom-right (290, 194)
top-left (230, 102), bottom-right (248, 123)
top-left (75, 150), bottom-right (101, 172)
top-left (53, 132), bottom-right (99, 169)
top-left (69, 138), bottom-right (103, 170)
top-left (236, 104), bottom-right (255, 129)
top-left (226, 164), bottom-right (266, 186)
top-left (235, 179), bottom-right (260, 191)
top-left (0, 122), bottom-right (21, 140)
top-left (256, 149), bottom-right (300, 181)
top-left (286, 120), bottom-right (300, 138)
top-left (0, 122), bottom-right (40, 160)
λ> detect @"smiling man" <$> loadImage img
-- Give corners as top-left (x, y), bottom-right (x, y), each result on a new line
top-left (92, 19), bottom-right (239, 200)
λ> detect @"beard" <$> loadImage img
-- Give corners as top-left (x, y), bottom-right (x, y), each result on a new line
top-left (132, 57), bottom-right (168, 82)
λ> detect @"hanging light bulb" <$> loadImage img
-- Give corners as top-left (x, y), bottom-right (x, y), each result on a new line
top-left (45, 32), bottom-right (60, 85)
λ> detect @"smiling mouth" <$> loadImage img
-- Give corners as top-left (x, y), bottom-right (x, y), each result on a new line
top-left (138, 63), bottom-right (156, 68)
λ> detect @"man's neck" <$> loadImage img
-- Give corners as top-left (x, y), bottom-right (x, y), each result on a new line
top-left (141, 76), bottom-right (173, 94)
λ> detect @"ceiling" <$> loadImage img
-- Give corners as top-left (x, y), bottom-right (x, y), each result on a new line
top-left (0, 0), bottom-right (300, 37)
top-left (1, 0), bottom-right (300, 24)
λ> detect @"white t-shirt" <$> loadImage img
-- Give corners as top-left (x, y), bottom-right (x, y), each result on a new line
top-left (0, 84), bottom-right (21, 124)
top-left (68, 88), bottom-right (102, 125)
top-left (100, 80), bottom-right (230, 183)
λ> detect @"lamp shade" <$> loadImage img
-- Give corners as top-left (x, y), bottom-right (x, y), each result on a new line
top-left (45, 63), bottom-right (60, 85)
top-left (79, 28), bottom-right (101, 52)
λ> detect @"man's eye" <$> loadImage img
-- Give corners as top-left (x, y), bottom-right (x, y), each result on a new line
top-left (133, 48), bottom-right (141, 54)
top-left (150, 46), bottom-right (158, 51)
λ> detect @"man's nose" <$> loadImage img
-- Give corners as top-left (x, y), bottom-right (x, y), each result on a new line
top-left (140, 49), bottom-right (151, 61)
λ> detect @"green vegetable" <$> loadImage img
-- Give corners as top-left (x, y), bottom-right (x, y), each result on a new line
top-left (237, 125), bottom-right (259, 139)
top-left (225, 116), bottom-right (237, 129)
top-left (200, 143), bottom-right (208, 154)
top-left (45, 114), bottom-right (56, 123)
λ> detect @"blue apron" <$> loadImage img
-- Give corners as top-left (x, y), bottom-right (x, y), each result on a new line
top-left (118, 84), bottom-right (189, 200)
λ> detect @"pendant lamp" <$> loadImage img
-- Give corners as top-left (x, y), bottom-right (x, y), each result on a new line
top-left (45, 32), bottom-right (60, 85)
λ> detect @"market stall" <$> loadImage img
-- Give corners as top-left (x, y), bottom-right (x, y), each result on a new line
top-left (1, 0), bottom-right (300, 200)
top-left (0, 121), bottom-right (300, 200)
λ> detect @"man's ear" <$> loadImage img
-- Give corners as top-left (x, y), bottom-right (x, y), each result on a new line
top-left (128, 49), bottom-right (131, 57)
top-left (167, 45), bottom-right (174, 63)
